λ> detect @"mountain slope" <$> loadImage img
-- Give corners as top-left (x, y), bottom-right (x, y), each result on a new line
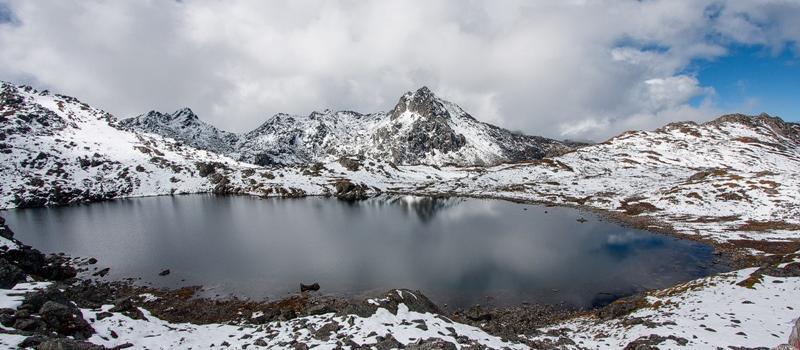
top-left (122, 87), bottom-right (578, 167)
top-left (443, 113), bottom-right (800, 242)
top-left (0, 82), bottom-right (334, 208)
top-left (118, 108), bottom-right (240, 153)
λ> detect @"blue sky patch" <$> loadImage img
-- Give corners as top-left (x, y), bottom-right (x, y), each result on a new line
top-left (692, 44), bottom-right (799, 122)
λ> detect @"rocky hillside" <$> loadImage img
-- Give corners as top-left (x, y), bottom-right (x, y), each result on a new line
top-left (0, 82), bottom-right (336, 209)
top-left (122, 87), bottom-right (578, 166)
top-left (118, 108), bottom-right (239, 153)
top-left (441, 112), bottom-right (800, 242)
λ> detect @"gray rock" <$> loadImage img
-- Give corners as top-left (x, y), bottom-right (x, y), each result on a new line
top-left (334, 180), bottom-right (369, 201)
top-left (39, 301), bottom-right (94, 339)
top-left (789, 317), bottom-right (800, 349)
top-left (0, 258), bottom-right (27, 288)
top-left (109, 297), bottom-right (147, 320)
top-left (359, 289), bottom-right (441, 316)
top-left (597, 294), bottom-right (646, 320)
top-left (300, 282), bottom-right (320, 292)
top-left (372, 334), bottom-right (404, 350)
top-left (36, 339), bottom-right (108, 350)
top-left (407, 338), bottom-right (457, 350)
top-left (13, 317), bottom-right (41, 331)
top-left (21, 286), bottom-right (72, 313)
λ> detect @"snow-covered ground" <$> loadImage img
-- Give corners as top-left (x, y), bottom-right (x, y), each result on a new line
top-left (443, 115), bottom-right (800, 243)
top-left (526, 264), bottom-right (800, 349)
top-left (0, 267), bottom-right (796, 349)
top-left (80, 303), bottom-right (524, 349)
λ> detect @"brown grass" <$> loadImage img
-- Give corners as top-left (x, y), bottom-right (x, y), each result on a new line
top-left (728, 239), bottom-right (800, 255)
top-left (736, 220), bottom-right (800, 232)
top-left (618, 201), bottom-right (660, 215)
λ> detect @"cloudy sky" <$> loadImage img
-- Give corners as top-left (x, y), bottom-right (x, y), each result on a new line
top-left (1, 0), bottom-right (798, 141)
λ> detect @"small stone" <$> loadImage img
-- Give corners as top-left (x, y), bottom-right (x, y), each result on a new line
top-left (93, 267), bottom-right (110, 277)
top-left (300, 282), bottom-right (320, 292)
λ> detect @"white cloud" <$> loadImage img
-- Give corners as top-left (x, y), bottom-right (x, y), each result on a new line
top-left (0, 0), bottom-right (798, 141)
top-left (642, 76), bottom-right (711, 111)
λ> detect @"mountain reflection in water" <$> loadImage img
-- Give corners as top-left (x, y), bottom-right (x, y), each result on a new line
top-left (2, 195), bottom-right (724, 308)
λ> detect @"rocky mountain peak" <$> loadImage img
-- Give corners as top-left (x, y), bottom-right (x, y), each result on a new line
top-left (390, 86), bottom-right (450, 120)
top-left (704, 113), bottom-right (798, 143)
top-left (173, 107), bottom-right (198, 121)
top-left (136, 108), bottom-right (200, 128)
top-left (115, 83), bottom-right (577, 166)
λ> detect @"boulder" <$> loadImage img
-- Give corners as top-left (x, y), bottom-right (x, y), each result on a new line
top-left (39, 301), bottom-right (94, 339)
top-left (36, 339), bottom-right (108, 350)
top-left (92, 268), bottom-right (110, 277)
top-left (372, 334), bottom-right (404, 350)
top-left (333, 180), bottom-right (369, 201)
top-left (109, 297), bottom-right (147, 320)
top-left (463, 305), bottom-right (492, 322)
top-left (13, 317), bottom-right (42, 331)
top-left (0, 247), bottom-right (75, 281)
top-left (0, 308), bottom-right (15, 326)
top-left (338, 157), bottom-right (360, 172)
top-left (789, 317), bottom-right (800, 349)
top-left (305, 303), bottom-right (333, 316)
top-left (300, 282), bottom-right (320, 292)
top-left (357, 289), bottom-right (441, 316)
top-left (597, 294), bottom-right (646, 320)
top-left (20, 287), bottom-right (72, 313)
top-left (623, 334), bottom-right (688, 349)
top-left (0, 222), bottom-right (14, 239)
top-left (407, 338), bottom-right (458, 350)
top-left (0, 258), bottom-right (27, 288)
top-left (1, 247), bottom-right (46, 275)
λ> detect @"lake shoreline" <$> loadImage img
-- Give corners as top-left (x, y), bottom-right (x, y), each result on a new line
top-left (1, 204), bottom-right (798, 349)
top-left (2, 193), bottom-right (728, 310)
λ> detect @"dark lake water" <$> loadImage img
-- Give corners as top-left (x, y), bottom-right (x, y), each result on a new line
top-left (2, 195), bottom-right (724, 309)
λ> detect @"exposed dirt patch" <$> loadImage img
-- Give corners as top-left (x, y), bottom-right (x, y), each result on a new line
top-left (736, 220), bottom-right (800, 232)
top-left (618, 201), bottom-right (660, 215)
top-left (727, 239), bottom-right (800, 255)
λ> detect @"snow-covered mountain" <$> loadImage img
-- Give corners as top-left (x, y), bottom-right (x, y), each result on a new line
top-left (118, 108), bottom-right (239, 153)
top-left (2, 79), bottom-right (799, 245)
top-left (122, 87), bottom-right (579, 166)
top-left (0, 81), bottom-right (333, 208)
top-left (444, 112), bottom-right (800, 242)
